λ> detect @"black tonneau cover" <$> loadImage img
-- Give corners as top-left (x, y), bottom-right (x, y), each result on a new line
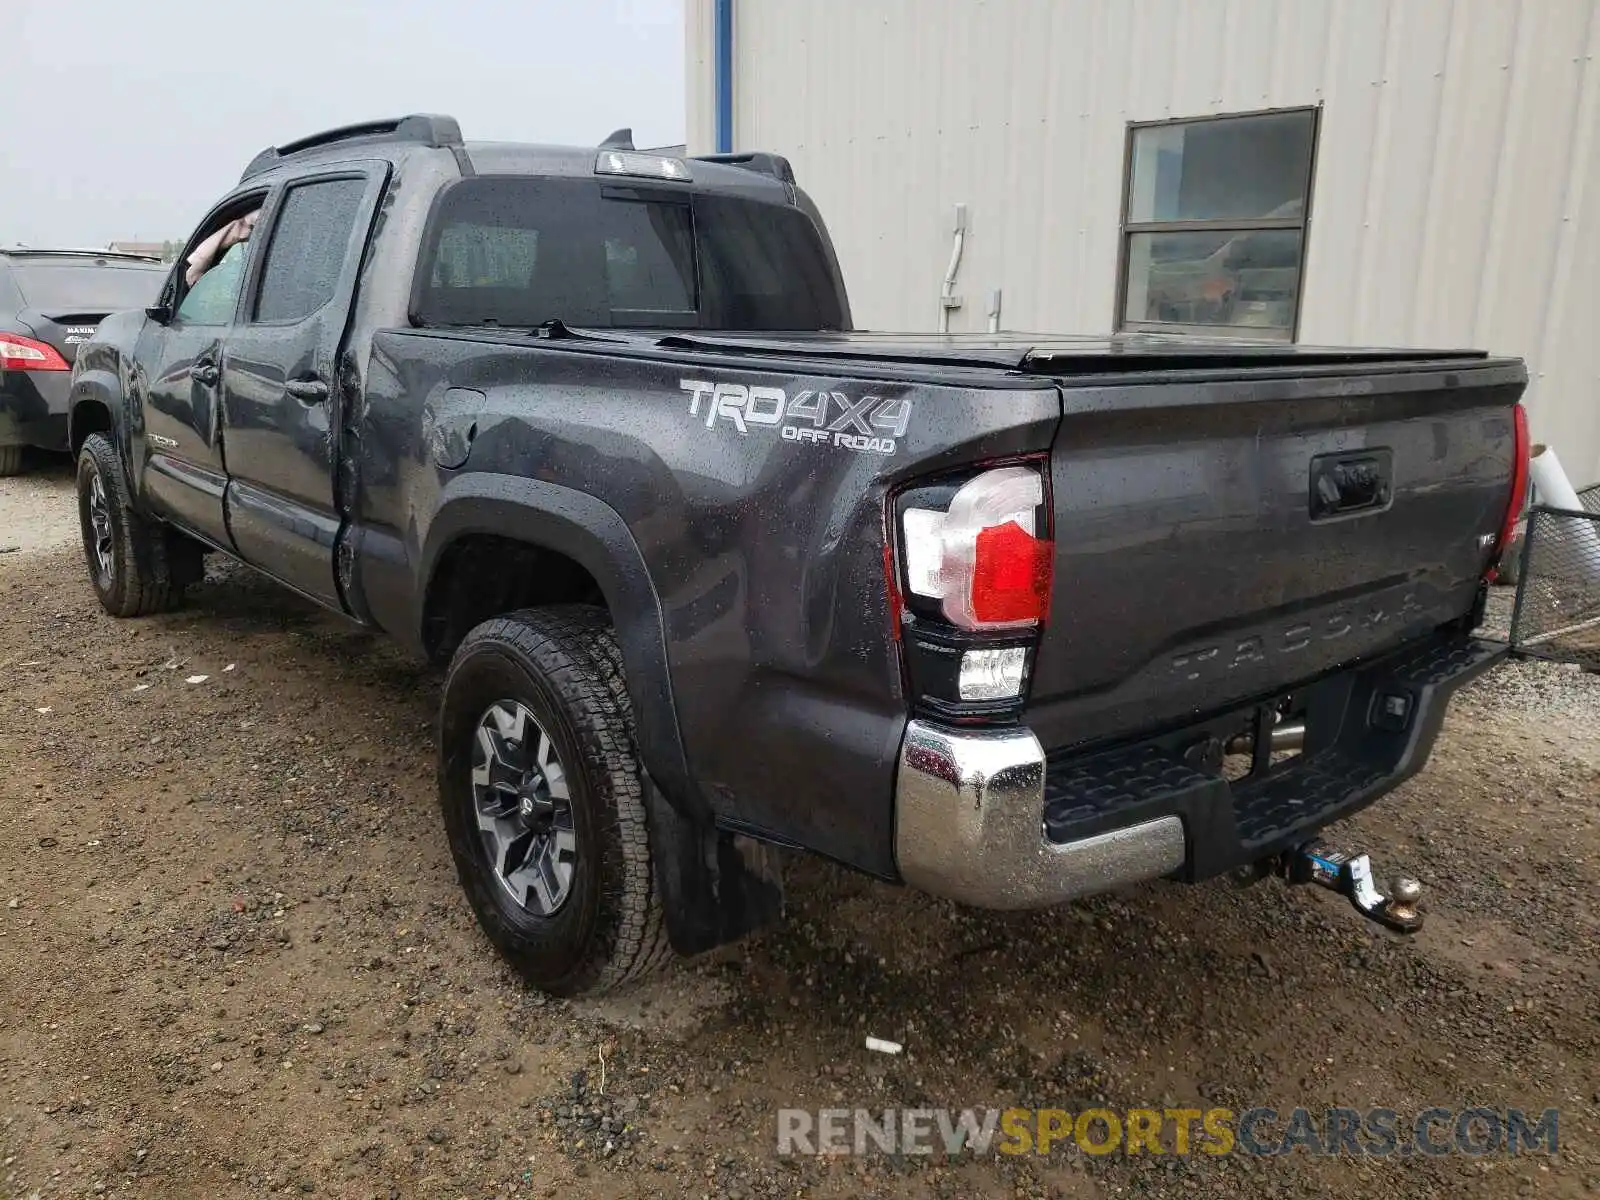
top-left (648, 330), bottom-right (1492, 376)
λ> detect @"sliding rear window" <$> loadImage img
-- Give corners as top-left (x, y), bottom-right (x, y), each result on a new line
top-left (411, 176), bottom-right (846, 331)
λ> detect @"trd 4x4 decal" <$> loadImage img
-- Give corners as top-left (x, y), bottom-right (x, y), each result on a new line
top-left (679, 379), bottom-right (910, 456)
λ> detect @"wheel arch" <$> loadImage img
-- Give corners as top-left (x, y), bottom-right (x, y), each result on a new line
top-left (68, 376), bottom-right (118, 454)
top-left (67, 371), bottom-right (124, 459)
top-left (418, 472), bottom-right (702, 820)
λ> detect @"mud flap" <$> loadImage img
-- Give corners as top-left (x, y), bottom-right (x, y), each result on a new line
top-left (165, 529), bottom-right (207, 588)
top-left (643, 774), bottom-right (785, 955)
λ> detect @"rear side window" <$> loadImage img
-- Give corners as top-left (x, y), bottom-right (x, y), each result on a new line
top-left (253, 177), bottom-right (368, 323)
top-left (413, 176), bottom-right (845, 331)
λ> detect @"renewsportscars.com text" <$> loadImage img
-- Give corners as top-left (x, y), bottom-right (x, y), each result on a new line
top-left (776, 1106), bottom-right (1559, 1158)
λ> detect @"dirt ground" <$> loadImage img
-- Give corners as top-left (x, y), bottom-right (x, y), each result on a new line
top-left (2, 460), bottom-right (1598, 1200)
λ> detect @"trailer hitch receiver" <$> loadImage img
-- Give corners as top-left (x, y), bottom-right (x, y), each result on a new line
top-left (1279, 840), bottom-right (1424, 933)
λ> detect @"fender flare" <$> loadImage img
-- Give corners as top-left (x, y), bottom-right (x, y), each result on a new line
top-left (419, 472), bottom-right (704, 820)
top-left (66, 370), bottom-right (129, 462)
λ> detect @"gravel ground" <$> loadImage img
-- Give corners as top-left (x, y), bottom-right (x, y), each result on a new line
top-left (1, 472), bottom-right (1597, 1199)
top-left (0, 455), bottom-right (77, 556)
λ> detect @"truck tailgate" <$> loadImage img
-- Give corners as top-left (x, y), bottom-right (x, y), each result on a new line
top-left (1026, 358), bottom-right (1526, 751)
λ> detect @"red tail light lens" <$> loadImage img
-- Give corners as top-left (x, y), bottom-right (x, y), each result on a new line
top-left (1486, 402), bottom-right (1530, 582)
top-left (0, 334), bottom-right (69, 372)
top-left (971, 520), bottom-right (1053, 625)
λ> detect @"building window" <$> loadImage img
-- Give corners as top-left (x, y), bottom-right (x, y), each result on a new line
top-left (1117, 107), bottom-right (1318, 340)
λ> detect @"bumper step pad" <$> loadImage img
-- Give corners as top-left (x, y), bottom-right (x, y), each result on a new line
top-left (1040, 634), bottom-right (1506, 882)
top-left (1043, 746), bottom-right (1217, 838)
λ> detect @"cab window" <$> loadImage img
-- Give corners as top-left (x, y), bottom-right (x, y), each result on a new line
top-left (176, 241), bottom-right (249, 325)
top-left (172, 203), bottom-right (262, 326)
top-left (251, 177), bottom-right (368, 323)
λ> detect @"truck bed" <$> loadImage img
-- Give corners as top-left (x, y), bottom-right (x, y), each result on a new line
top-left (364, 323), bottom-right (1522, 877)
top-left (418, 325), bottom-right (1519, 743)
top-left (606, 330), bottom-right (1521, 745)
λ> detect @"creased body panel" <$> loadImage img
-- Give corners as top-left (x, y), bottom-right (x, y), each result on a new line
top-left (356, 330), bottom-right (1059, 876)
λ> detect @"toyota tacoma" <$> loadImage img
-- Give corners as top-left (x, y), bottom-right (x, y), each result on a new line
top-left (67, 115), bottom-right (1530, 994)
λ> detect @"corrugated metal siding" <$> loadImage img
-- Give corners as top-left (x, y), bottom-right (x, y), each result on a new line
top-left (687, 0), bottom-right (1600, 482)
top-left (685, 0), bottom-right (715, 155)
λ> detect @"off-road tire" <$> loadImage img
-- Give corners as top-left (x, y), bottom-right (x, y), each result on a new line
top-left (76, 433), bottom-right (195, 616)
top-left (0, 446), bottom-right (23, 476)
top-left (439, 606), bottom-right (672, 996)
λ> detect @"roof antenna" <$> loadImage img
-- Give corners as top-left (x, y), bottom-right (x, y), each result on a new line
top-left (600, 127), bottom-right (635, 150)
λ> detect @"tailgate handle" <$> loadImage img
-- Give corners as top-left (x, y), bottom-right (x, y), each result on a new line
top-left (1310, 449), bottom-right (1392, 520)
top-left (284, 378), bottom-right (330, 403)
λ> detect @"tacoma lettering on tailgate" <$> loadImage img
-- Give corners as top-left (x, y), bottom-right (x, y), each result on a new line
top-left (1170, 593), bottom-right (1425, 683)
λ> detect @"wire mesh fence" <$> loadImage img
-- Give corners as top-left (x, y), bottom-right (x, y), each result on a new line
top-left (1510, 484), bottom-right (1600, 669)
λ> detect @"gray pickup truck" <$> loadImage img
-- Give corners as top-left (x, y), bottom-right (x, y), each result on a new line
top-left (67, 115), bottom-right (1530, 994)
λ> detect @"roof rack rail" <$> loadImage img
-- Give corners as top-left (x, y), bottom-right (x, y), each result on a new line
top-left (241, 114), bottom-right (463, 181)
top-left (692, 151), bottom-right (795, 184)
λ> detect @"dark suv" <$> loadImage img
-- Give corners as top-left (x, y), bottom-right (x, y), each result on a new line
top-left (0, 249), bottom-right (165, 474)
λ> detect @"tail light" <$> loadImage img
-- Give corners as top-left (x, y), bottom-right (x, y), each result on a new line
top-left (892, 463), bottom-right (1052, 717)
top-left (0, 334), bottom-right (69, 372)
top-left (1486, 402), bottom-right (1530, 582)
top-left (900, 465), bottom-right (1052, 630)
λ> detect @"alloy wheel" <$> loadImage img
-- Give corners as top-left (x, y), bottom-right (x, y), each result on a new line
top-left (87, 470), bottom-right (114, 582)
top-left (470, 699), bottom-right (577, 916)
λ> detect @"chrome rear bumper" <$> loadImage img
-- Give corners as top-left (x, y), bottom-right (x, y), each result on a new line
top-left (893, 719), bottom-right (1186, 910)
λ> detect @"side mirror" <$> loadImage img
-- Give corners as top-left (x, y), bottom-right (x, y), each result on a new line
top-left (145, 302), bottom-right (173, 324)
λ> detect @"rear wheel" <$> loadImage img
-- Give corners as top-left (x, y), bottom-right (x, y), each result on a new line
top-left (0, 446), bottom-right (23, 476)
top-left (438, 606), bottom-right (672, 996)
top-left (76, 433), bottom-right (194, 616)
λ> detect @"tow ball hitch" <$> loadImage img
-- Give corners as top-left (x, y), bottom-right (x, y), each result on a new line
top-left (1275, 841), bottom-right (1425, 934)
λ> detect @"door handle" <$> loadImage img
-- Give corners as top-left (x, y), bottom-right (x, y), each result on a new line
top-left (191, 362), bottom-right (220, 386)
top-left (284, 379), bottom-right (330, 403)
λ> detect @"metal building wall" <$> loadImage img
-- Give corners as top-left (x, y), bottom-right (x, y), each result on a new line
top-left (687, 0), bottom-right (1600, 483)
